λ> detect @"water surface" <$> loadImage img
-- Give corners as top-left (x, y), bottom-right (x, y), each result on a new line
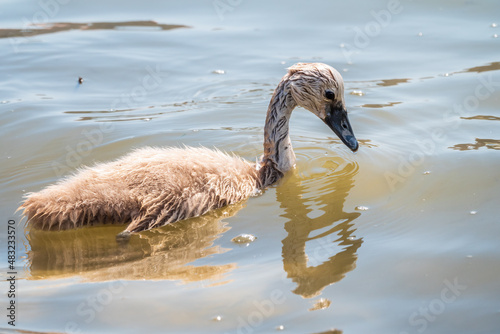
top-left (1, 0), bottom-right (499, 333)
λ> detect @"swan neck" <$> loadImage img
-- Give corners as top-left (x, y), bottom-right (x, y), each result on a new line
top-left (260, 78), bottom-right (297, 186)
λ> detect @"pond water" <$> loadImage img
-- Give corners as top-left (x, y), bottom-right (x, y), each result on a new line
top-left (1, 0), bottom-right (499, 333)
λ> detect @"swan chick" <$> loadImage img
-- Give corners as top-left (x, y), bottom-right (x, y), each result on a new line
top-left (19, 63), bottom-right (358, 233)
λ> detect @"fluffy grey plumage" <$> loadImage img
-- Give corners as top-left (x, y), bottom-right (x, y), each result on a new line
top-left (19, 63), bottom-right (357, 233)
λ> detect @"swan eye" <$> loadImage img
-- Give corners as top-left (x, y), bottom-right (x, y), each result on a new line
top-left (325, 90), bottom-right (335, 100)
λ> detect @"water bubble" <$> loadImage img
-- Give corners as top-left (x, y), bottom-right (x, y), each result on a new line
top-left (212, 69), bottom-right (225, 75)
top-left (423, 171), bottom-right (431, 175)
top-left (355, 206), bottom-right (369, 211)
top-left (276, 325), bottom-right (285, 331)
top-left (493, 34), bottom-right (498, 38)
top-left (491, 23), bottom-right (497, 28)
top-left (251, 188), bottom-right (262, 197)
top-left (213, 315), bottom-right (222, 322)
top-left (340, 43), bottom-right (345, 48)
top-left (469, 210), bottom-right (477, 215)
top-left (231, 233), bottom-right (257, 245)
top-left (350, 90), bottom-right (365, 96)
top-left (466, 255), bottom-right (473, 258)
top-left (417, 32), bottom-right (423, 37)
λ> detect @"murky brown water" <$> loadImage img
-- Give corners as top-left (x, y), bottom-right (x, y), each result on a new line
top-left (1, 0), bottom-right (500, 333)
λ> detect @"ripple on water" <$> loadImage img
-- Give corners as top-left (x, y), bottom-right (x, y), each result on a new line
top-left (291, 148), bottom-right (359, 209)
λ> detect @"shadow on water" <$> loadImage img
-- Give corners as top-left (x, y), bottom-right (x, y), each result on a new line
top-left (26, 203), bottom-right (244, 284)
top-left (278, 153), bottom-right (362, 298)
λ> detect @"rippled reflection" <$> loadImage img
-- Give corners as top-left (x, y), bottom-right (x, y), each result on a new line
top-left (64, 107), bottom-right (168, 122)
top-left (376, 78), bottom-right (410, 87)
top-left (0, 20), bottom-right (188, 39)
top-left (360, 101), bottom-right (402, 109)
top-left (313, 330), bottom-right (343, 334)
top-left (462, 61), bottom-right (500, 74)
top-left (27, 204), bottom-right (242, 283)
top-left (278, 151), bottom-right (362, 298)
top-left (461, 115), bottom-right (500, 121)
top-left (449, 138), bottom-right (500, 151)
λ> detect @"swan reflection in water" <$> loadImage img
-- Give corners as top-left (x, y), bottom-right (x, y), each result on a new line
top-left (26, 204), bottom-right (243, 283)
top-left (279, 151), bottom-right (362, 298)
top-left (27, 150), bottom-right (362, 297)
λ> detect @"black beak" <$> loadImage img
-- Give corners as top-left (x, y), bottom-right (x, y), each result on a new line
top-left (324, 104), bottom-right (359, 152)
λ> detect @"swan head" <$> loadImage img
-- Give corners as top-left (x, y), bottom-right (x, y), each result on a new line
top-left (287, 63), bottom-right (359, 152)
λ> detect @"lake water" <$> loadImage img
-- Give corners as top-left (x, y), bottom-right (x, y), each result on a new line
top-left (1, 0), bottom-right (499, 333)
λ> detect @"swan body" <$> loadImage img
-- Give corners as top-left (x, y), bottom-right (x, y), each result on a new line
top-left (22, 147), bottom-right (259, 233)
top-left (20, 63), bottom-right (358, 234)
